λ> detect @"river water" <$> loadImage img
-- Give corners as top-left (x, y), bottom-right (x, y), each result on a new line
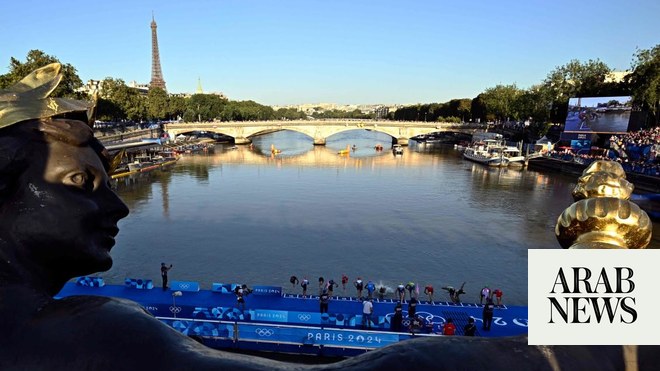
top-left (107, 130), bottom-right (660, 306)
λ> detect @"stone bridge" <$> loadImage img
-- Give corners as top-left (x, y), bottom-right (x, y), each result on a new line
top-left (164, 120), bottom-right (487, 146)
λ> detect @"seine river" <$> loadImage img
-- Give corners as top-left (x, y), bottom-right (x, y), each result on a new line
top-left (106, 130), bottom-right (660, 306)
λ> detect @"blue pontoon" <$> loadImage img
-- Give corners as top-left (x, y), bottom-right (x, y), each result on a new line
top-left (57, 277), bottom-right (528, 357)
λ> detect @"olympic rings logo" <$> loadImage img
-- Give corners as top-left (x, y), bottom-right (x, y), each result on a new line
top-left (417, 311), bottom-right (434, 322)
top-left (255, 328), bottom-right (274, 337)
top-left (298, 314), bottom-right (312, 321)
top-left (169, 306), bottom-right (182, 314)
top-left (513, 318), bottom-right (528, 327)
top-left (180, 283), bottom-right (190, 289)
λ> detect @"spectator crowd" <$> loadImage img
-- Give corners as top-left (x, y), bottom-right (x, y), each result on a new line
top-left (546, 126), bottom-right (660, 177)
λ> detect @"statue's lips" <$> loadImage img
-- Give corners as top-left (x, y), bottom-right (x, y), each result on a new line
top-left (98, 227), bottom-right (120, 250)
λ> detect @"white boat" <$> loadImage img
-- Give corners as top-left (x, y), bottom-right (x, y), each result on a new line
top-left (454, 140), bottom-right (470, 152)
top-left (503, 146), bottom-right (526, 167)
top-left (127, 161), bottom-right (143, 172)
top-left (392, 144), bottom-right (404, 155)
top-left (472, 132), bottom-right (504, 142)
top-left (127, 155), bottom-right (155, 172)
top-left (462, 139), bottom-right (509, 167)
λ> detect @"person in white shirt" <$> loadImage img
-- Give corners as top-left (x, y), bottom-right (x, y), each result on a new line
top-left (362, 299), bottom-right (374, 329)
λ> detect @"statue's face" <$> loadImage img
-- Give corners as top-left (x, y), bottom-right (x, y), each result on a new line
top-left (7, 139), bottom-right (129, 276)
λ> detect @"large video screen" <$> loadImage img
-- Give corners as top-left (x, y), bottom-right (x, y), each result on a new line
top-left (563, 96), bottom-right (632, 133)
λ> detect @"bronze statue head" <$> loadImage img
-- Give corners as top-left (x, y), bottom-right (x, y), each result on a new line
top-left (0, 64), bottom-right (129, 294)
top-left (0, 118), bottom-right (128, 293)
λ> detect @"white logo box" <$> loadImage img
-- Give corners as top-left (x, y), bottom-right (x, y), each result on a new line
top-left (528, 249), bottom-right (659, 345)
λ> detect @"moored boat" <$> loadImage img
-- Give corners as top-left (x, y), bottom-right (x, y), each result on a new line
top-left (454, 140), bottom-right (470, 152)
top-left (503, 146), bottom-right (526, 167)
top-left (338, 144), bottom-right (351, 155)
top-left (126, 154), bottom-right (154, 172)
top-left (111, 153), bottom-right (179, 179)
top-left (463, 140), bottom-right (508, 167)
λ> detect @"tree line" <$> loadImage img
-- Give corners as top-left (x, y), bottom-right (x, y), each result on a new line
top-left (393, 47), bottom-right (659, 137)
top-left (1, 47), bottom-right (658, 133)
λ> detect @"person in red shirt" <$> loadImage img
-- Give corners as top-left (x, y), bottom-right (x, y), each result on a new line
top-left (493, 288), bottom-right (503, 305)
top-left (424, 284), bottom-right (434, 302)
top-left (442, 318), bottom-right (456, 335)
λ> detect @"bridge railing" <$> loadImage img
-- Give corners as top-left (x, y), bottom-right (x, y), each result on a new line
top-left (164, 120), bottom-right (486, 129)
top-left (95, 128), bottom-right (159, 144)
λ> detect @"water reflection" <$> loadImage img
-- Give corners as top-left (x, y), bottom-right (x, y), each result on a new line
top-left (182, 143), bottom-right (441, 168)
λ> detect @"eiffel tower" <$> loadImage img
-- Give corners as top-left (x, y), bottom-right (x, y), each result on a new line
top-left (150, 14), bottom-right (167, 91)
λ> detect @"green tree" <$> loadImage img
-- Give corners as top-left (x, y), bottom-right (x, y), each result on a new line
top-left (126, 94), bottom-right (147, 122)
top-left (470, 95), bottom-right (487, 123)
top-left (182, 108), bottom-right (197, 122)
top-left (188, 94), bottom-right (211, 121)
top-left (480, 84), bottom-right (522, 122)
top-left (0, 49), bottom-right (83, 98)
top-left (542, 59), bottom-right (611, 122)
top-left (514, 85), bottom-right (553, 124)
top-left (146, 87), bottom-right (169, 120)
top-left (186, 94), bottom-right (228, 121)
top-left (626, 44), bottom-right (660, 126)
top-left (527, 122), bottom-right (552, 141)
top-left (219, 101), bottom-right (241, 121)
top-left (392, 104), bottom-right (423, 121)
top-left (232, 100), bottom-right (275, 120)
top-left (96, 78), bottom-right (144, 122)
top-left (448, 99), bottom-right (472, 122)
top-left (543, 59), bottom-right (611, 98)
top-left (95, 98), bottom-right (121, 123)
top-left (276, 108), bottom-right (306, 120)
top-left (168, 95), bottom-right (187, 121)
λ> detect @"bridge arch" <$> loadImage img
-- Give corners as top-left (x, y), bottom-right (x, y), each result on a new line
top-left (164, 120), bottom-right (485, 146)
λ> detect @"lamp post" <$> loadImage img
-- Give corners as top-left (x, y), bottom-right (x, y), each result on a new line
top-left (171, 291), bottom-right (182, 318)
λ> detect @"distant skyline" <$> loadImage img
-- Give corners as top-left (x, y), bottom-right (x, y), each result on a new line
top-left (1, 0), bottom-right (658, 106)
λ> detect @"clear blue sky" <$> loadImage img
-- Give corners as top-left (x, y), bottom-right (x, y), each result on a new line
top-left (1, 0), bottom-right (658, 106)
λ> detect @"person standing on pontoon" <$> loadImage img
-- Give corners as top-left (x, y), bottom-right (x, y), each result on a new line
top-left (365, 280), bottom-right (376, 299)
top-left (327, 279), bottom-right (338, 296)
top-left (480, 286), bottom-right (490, 304)
top-left (354, 277), bottom-right (364, 299)
top-left (161, 263), bottom-right (172, 291)
top-left (301, 277), bottom-right (309, 296)
top-left (319, 289), bottom-right (330, 313)
top-left (424, 284), bottom-right (434, 302)
top-left (397, 283), bottom-right (406, 302)
top-left (341, 274), bottom-right (349, 292)
top-left (318, 277), bottom-right (325, 295)
top-left (289, 275), bottom-right (299, 291)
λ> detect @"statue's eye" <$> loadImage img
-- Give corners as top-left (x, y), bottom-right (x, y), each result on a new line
top-left (71, 173), bottom-right (86, 185)
top-left (65, 172), bottom-right (92, 190)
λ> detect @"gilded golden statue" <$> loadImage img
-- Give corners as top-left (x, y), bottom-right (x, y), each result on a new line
top-left (556, 160), bottom-right (652, 249)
